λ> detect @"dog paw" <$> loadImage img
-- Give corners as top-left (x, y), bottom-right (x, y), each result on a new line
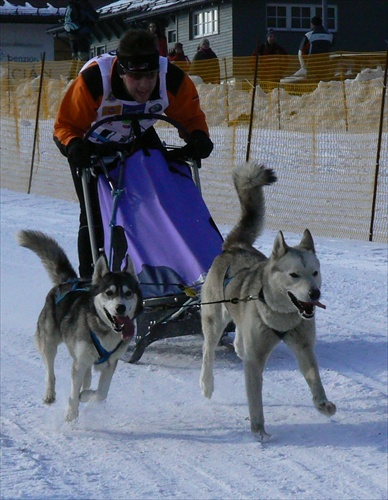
top-left (65, 409), bottom-right (79, 422)
top-left (200, 376), bottom-right (214, 399)
top-left (202, 388), bottom-right (213, 399)
top-left (316, 400), bottom-right (336, 416)
top-left (201, 384), bottom-right (213, 399)
top-left (252, 428), bottom-right (271, 442)
top-left (43, 395), bottom-right (56, 405)
top-left (65, 399), bottom-right (79, 422)
top-left (258, 431), bottom-right (271, 443)
top-left (79, 389), bottom-right (96, 403)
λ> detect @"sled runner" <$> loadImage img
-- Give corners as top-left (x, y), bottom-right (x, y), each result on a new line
top-left (82, 114), bottom-right (223, 362)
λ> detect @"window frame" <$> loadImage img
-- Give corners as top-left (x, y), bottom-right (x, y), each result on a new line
top-left (266, 3), bottom-right (337, 32)
top-left (93, 44), bottom-right (106, 57)
top-left (192, 6), bottom-right (219, 39)
top-left (167, 30), bottom-right (177, 44)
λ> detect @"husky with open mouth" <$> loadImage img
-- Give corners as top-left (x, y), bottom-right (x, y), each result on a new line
top-left (17, 230), bottom-right (143, 422)
top-left (199, 162), bottom-right (336, 441)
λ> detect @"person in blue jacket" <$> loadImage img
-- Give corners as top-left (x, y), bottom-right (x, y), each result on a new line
top-left (65, 0), bottom-right (99, 61)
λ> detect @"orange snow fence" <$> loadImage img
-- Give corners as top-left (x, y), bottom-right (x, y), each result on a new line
top-left (1, 52), bottom-right (387, 242)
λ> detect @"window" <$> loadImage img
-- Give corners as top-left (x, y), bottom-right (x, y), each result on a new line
top-left (193, 7), bottom-right (218, 38)
top-left (291, 6), bottom-right (312, 29)
top-left (94, 45), bottom-right (106, 57)
top-left (167, 30), bottom-right (176, 44)
top-left (315, 6), bottom-right (337, 31)
top-left (267, 5), bottom-right (287, 29)
top-left (267, 3), bottom-right (337, 32)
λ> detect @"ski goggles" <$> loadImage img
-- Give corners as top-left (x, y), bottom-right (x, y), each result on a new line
top-left (117, 53), bottom-right (159, 75)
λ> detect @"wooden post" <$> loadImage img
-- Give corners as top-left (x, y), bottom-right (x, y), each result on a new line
top-left (28, 52), bottom-right (46, 194)
top-left (369, 47), bottom-right (388, 242)
top-left (246, 46), bottom-right (260, 162)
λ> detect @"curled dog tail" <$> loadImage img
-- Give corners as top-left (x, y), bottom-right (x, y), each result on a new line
top-left (17, 230), bottom-right (77, 285)
top-left (223, 162), bottom-right (277, 251)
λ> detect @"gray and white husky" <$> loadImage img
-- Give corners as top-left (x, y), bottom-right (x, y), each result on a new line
top-left (17, 230), bottom-right (143, 422)
top-left (199, 162), bottom-right (336, 441)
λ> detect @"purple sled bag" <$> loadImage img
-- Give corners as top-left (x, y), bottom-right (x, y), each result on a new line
top-left (97, 149), bottom-right (223, 299)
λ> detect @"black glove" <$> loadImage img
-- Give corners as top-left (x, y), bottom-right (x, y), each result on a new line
top-left (67, 138), bottom-right (91, 177)
top-left (165, 130), bottom-right (213, 163)
top-left (185, 130), bottom-right (213, 159)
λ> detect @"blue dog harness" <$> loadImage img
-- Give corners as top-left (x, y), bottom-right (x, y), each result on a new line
top-left (55, 279), bottom-right (124, 364)
top-left (90, 331), bottom-right (123, 365)
top-left (55, 279), bottom-right (91, 305)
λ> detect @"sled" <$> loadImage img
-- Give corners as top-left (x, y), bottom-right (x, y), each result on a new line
top-left (82, 114), bottom-right (223, 363)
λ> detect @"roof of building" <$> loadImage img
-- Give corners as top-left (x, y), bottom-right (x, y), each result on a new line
top-left (0, 0), bottom-right (205, 18)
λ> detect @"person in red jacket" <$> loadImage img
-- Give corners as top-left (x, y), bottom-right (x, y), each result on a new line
top-left (168, 42), bottom-right (190, 72)
top-left (147, 21), bottom-right (168, 57)
top-left (54, 28), bottom-right (213, 278)
top-left (168, 42), bottom-right (190, 63)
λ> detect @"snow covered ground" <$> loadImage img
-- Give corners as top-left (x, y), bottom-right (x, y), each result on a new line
top-left (1, 188), bottom-right (387, 500)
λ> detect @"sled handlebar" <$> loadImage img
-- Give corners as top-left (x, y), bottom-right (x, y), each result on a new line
top-left (83, 113), bottom-right (202, 189)
top-left (83, 113), bottom-right (190, 144)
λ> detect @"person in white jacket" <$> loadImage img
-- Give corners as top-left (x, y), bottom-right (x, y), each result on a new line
top-left (296, 16), bottom-right (333, 76)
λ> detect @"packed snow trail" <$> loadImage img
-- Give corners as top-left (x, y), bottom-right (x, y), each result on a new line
top-left (1, 189), bottom-right (387, 500)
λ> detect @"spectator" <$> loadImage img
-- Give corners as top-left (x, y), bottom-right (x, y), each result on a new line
top-left (190, 38), bottom-right (220, 84)
top-left (53, 29), bottom-right (213, 278)
top-left (147, 21), bottom-right (168, 56)
top-left (169, 42), bottom-right (190, 63)
top-left (168, 42), bottom-right (190, 72)
top-left (298, 16), bottom-right (333, 74)
top-left (253, 29), bottom-right (288, 83)
top-left (258, 29), bottom-right (287, 56)
top-left (64, 0), bottom-right (99, 61)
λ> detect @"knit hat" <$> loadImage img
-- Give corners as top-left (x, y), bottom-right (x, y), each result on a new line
top-left (267, 28), bottom-right (275, 36)
top-left (201, 38), bottom-right (210, 46)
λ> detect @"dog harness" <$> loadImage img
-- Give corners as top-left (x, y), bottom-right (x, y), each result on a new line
top-left (55, 279), bottom-right (125, 364)
top-left (55, 279), bottom-right (91, 305)
top-left (90, 331), bottom-right (123, 365)
top-left (257, 288), bottom-right (287, 339)
top-left (223, 269), bottom-right (288, 340)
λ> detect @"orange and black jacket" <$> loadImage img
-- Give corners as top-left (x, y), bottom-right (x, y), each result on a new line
top-left (53, 57), bottom-right (209, 157)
